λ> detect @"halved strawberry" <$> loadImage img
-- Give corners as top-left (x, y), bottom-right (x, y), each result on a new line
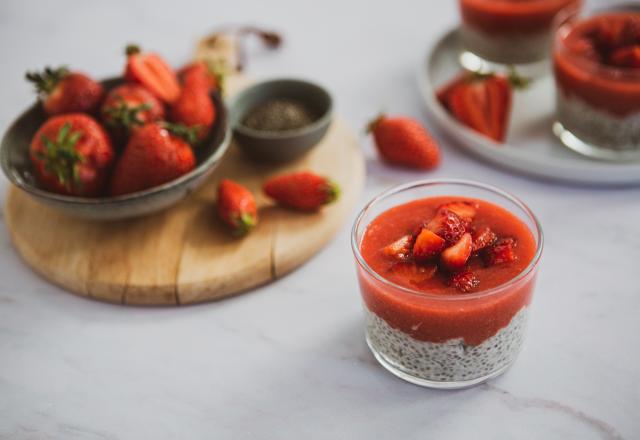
top-left (124, 44), bottom-right (180, 103)
top-left (472, 227), bottom-right (498, 252)
top-left (441, 233), bottom-right (473, 271)
top-left (609, 45), bottom-right (640, 68)
top-left (388, 262), bottom-right (437, 286)
top-left (382, 235), bottom-right (413, 261)
top-left (438, 201), bottom-right (478, 224)
top-left (426, 209), bottom-right (466, 245)
top-left (483, 237), bottom-right (518, 266)
top-left (412, 228), bottom-right (445, 261)
top-left (450, 271), bottom-right (480, 293)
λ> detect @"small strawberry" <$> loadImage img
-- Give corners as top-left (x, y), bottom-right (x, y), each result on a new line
top-left (25, 66), bottom-right (104, 116)
top-left (382, 235), bottom-right (414, 261)
top-left (170, 66), bottom-right (216, 141)
top-left (412, 228), bottom-right (445, 262)
top-left (609, 45), bottom-right (640, 68)
top-left (441, 233), bottom-right (473, 271)
top-left (178, 61), bottom-right (224, 93)
top-left (263, 171), bottom-right (340, 211)
top-left (29, 114), bottom-right (114, 196)
top-left (101, 84), bottom-right (165, 135)
top-left (438, 201), bottom-right (478, 224)
top-left (124, 44), bottom-right (180, 103)
top-left (388, 262), bottom-right (438, 286)
top-left (483, 237), bottom-right (518, 266)
top-left (366, 115), bottom-right (441, 170)
top-left (472, 227), bottom-right (498, 252)
top-left (217, 179), bottom-right (257, 236)
top-left (109, 122), bottom-right (196, 196)
top-left (450, 271), bottom-right (480, 293)
top-left (426, 209), bottom-right (466, 245)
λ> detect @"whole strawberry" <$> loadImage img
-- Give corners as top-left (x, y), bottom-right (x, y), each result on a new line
top-left (124, 44), bottom-right (180, 103)
top-left (367, 115), bottom-right (441, 170)
top-left (263, 171), bottom-right (339, 211)
top-left (170, 65), bottom-right (216, 141)
top-left (30, 113), bottom-right (115, 196)
top-left (101, 84), bottom-right (165, 134)
top-left (178, 61), bottom-right (224, 93)
top-left (217, 179), bottom-right (257, 236)
top-left (26, 66), bottom-right (104, 116)
top-left (109, 122), bottom-right (196, 196)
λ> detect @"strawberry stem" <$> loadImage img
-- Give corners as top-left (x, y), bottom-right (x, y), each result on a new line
top-left (125, 44), bottom-right (141, 56)
top-left (324, 180), bottom-right (340, 204)
top-left (506, 66), bottom-right (532, 90)
top-left (234, 213), bottom-right (257, 236)
top-left (25, 66), bottom-right (69, 95)
top-left (161, 122), bottom-right (201, 146)
top-left (36, 122), bottom-right (83, 189)
top-left (104, 99), bottom-right (152, 130)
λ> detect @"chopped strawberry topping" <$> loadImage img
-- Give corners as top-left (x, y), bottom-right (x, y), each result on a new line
top-left (450, 271), bottom-right (480, 293)
top-left (484, 237), bottom-right (518, 266)
top-left (426, 209), bottom-right (466, 245)
top-left (412, 228), bottom-right (446, 262)
top-left (441, 233), bottom-right (473, 271)
top-left (609, 45), bottom-right (640, 68)
top-left (388, 262), bottom-right (437, 286)
top-left (382, 235), bottom-right (413, 261)
top-left (472, 226), bottom-right (498, 252)
top-left (438, 201), bottom-right (478, 224)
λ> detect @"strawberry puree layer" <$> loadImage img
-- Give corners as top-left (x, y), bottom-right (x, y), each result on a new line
top-left (460, 0), bottom-right (580, 35)
top-left (554, 14), bottom-right (640, 117)
top-left (358, 197), bottom-right (537, 346)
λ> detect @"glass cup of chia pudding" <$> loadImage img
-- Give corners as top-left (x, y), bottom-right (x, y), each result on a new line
top-left (351, 180), bottom-right (543, 389)
top-left (552, 9), bottom-right (640, 160)
top-left (458, 0), bottom-right (582, 70)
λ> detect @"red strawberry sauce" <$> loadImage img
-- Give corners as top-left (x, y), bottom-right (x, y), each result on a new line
top-left (358, 196), bottom-right (537, 346)
top-left (554, 13), bottom-right (640, 117)
top-left (460, 0), bottom-right (580, 35)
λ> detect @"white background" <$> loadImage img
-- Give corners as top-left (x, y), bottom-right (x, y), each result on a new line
top-left (0, 0), bottom-right (638, 439)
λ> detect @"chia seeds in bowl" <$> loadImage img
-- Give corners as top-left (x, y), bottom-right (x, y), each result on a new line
top-left (241, 99), bottom-right (319, 132)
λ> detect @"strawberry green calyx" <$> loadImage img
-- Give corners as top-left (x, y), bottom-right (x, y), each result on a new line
top-left (125, 44), bottom-right (141, 56)
top-left (506, 66), bottom-right (532, 90)
top-left (161, 122), bottom-right (201, 146)
top-left (233, 212), bottom-right (257, 237)
top-left (25, 66), bottom-right (69, 95)
top-left (324, 180), bottom-right (340, 205)
top-left (104, 99), bottom-right (152, 130)
top-left (36, 122), bottom-right (83, 189)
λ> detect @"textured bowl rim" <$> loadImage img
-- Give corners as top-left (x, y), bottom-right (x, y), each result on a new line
top-left (0, 79), bottom-right (231, 206)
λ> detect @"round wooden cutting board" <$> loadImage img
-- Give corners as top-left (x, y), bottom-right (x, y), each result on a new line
top-left (4, 78), bottom-right (365, 305)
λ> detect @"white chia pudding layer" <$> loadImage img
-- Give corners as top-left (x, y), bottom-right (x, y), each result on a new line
top-left (365, 307), bottom-right (528, 383)
top-left (556, 93), bottom-right (640, 152)
top-left (460, 25), bottom-right (550, 64)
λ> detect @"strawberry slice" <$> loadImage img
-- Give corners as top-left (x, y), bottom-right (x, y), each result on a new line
top-left (450, 270), bottom-right (480, 293)
top-left (438, 201), bottom-right (478, 224)
top-left (426, 209), bottom-right (466, 245)
top-left (483, 237), bottom-right (518, 266)
top-left (388, 262), bottom-right (437, 286)
top-left (412, 228), bottom-right (445, 261)
top-left (472, 227), bottom-right (497, 252)
top-left (445, 73), bottom-right (512, 142)
top-left (441, 233), bottom-right (473, 271)
top-left (124, 45), bottom-right (180, 103)
top-left (382, 235), bottom-right (413, 261)
top-left (609, 45), bottom-right (640, 68)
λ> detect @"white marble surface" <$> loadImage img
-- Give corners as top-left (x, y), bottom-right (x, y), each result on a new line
top-left (0, 0), bottom-right (638, 438)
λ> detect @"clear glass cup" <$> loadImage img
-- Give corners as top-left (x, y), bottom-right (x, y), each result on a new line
top-left (351, 180), bottom-right (543, 389)
top-left (552, 8), bottom-right (640, 161)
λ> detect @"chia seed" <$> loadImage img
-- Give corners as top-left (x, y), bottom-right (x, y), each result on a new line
top-left (242, 99), bottom-right (318, 132)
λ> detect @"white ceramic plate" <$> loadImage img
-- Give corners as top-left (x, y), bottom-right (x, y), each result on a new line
top-left (418, 28), bottom-right (640, 186)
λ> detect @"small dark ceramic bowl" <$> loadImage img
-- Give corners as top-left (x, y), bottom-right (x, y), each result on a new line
top-left (0, 78), bottom-right (231, 220)
top-left (230, 78), bottom-right (333, 162)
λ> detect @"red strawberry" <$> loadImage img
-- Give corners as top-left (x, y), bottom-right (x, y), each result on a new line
top-left (178, 61), bottom-right (224, 93)
top-left (450, 271), bottom-right (480, 293)
top-left (412, 228), bottom-right (446, 261)
top-left (609, 45), bottom-right (640, 68)
top-left (472, 227), bottom-right (498, 252)
top-left (26, 66), bottom-right (104, 116)
top-left (388, 262), bottom-right (437, 286)
top-left (438, 201), bottom-right (478, 224)
top-left (170, 67), bottom-right (216, 141)
top-left (382, 235), bottom-right (413, 261)
top-left (438, 73), bottom-right (512, 142)
top-left (124, 44), bottom-right (180, 103)
top-left (217, 179), bottom-right (257, 236)
top-left (29, 114), bottom-right (114, 196)
top-left (109, 122), bottom-right (196, 196)
top-left (263, 171), bottom-right (340, 211)
top-left (483, 237), bottom-right (518, 266)
top-left (426, 209), bottom-right (466, 245)
top-left (367, 115), bottom-right (441, 170)
top-left (441, 233), bottom-right (473, 271)
top-left (101, 84), bottom-right (165, 134)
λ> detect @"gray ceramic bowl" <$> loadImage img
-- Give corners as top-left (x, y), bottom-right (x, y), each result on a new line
top-left (230, 78), bottom-right (332, 162)
top-left (0, 78), bottom-right (231, 220)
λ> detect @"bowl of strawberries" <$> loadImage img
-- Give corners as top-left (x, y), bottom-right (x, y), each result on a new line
top-left (0, 45), bottom-right (231, 220)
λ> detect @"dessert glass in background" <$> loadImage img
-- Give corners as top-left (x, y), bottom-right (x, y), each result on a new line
top-left (351, 180), bottom-right (543, 389)
top-left (553, 10), bottom-right (640, 161)
top-left (458, 0), bottom-right (582, 72)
